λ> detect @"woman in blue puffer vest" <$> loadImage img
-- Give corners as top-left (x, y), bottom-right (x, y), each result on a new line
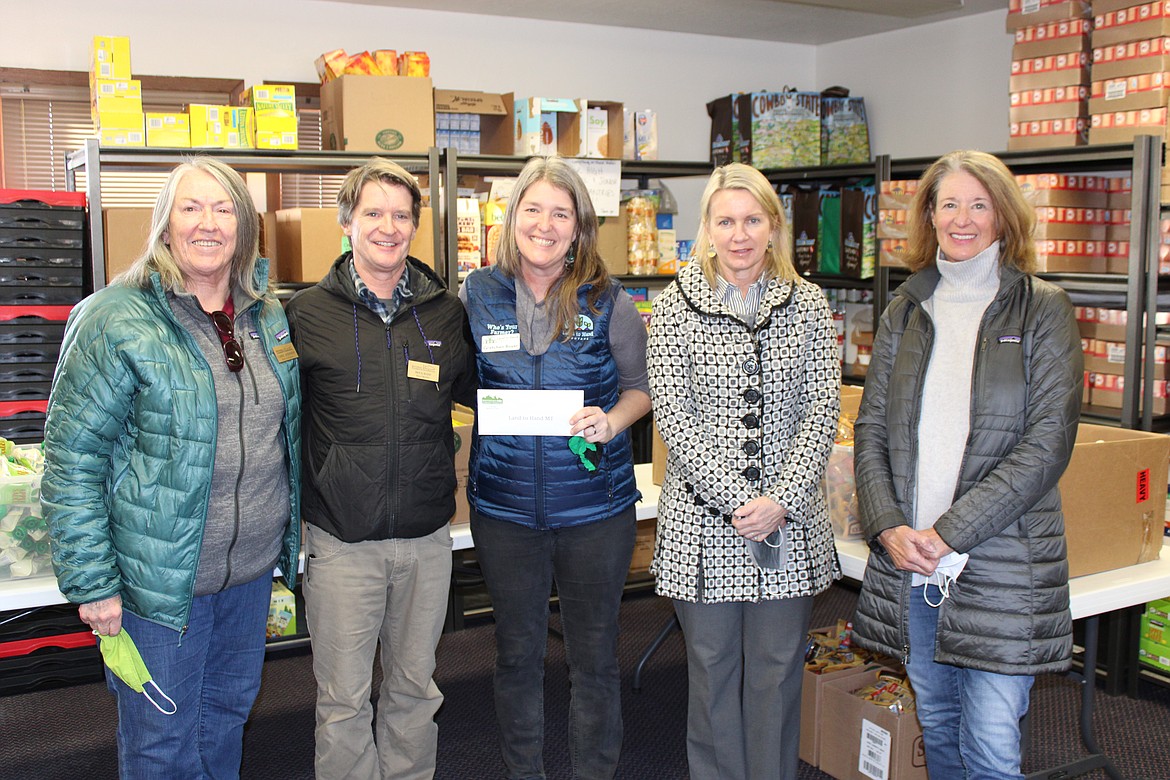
top-left (460, 156), bottom-right (650, 780)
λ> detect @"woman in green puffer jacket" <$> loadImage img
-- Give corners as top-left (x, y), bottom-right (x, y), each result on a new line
top-left (42, 157), bottom-right (300, 779)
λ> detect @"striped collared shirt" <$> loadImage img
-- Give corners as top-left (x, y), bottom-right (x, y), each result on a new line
top-left (716, 273), bottom-right (770, 323)
top-left (349, 257), bottom-right (413, 323)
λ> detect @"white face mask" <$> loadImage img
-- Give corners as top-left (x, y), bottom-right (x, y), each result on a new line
top-left (924, 551), bottom-right (970, 608)
top-left (745, 525), bottom-right (792, 571)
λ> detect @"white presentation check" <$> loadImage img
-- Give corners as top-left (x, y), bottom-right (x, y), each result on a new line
top-left (476, 389), bottom-right (585, 436)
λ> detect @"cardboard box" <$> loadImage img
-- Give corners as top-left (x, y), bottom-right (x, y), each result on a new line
top-left (145, 112), bottom-right (191, 148)
top-left (1008, 116), bottom-right (1089, 149)
top-left (273, 206), bottom-right (434, 282)
top-left (188, 104), bottom-right (229, 148)
top-left (102, 207), bottom-right (152, 281)
top-left (1094, 3), bottom-right (1170, 48)
top-left (451, 405), bottom-right (473, 524)
top-left (651, 423), bottom-right (667, 486)
top-left (1088, 107), bottom-right (1168, 144)
top-left (98, 126), bottom-right (145, 148)
top-left (1009, 84), bottom-right (1089, 122)
top-left (1007, 0), bottom-right (1091, 32)
top-left (819, 668), bottom-right (928, 780)
top-left (266, 581), bottom-right (297, 638)
top-left (1139, 634), bottom-right (1170, 672)
top-left (800, 642), bottom-right (881, 767)
top-left (433, 89), bottom-right (512, 155)
top-left (1013, 17), bottom-right (1093, 59)
top-left (1060, 423), bottom-right (1169, 577)
top-left (1092, 37), bottom-right (1170, 81)
top-left (513, 96), bottom-right (580, 156)
top-left (577, 99), bottom-right (625, 159)
top-left (274, 208), bottom-right (347, 283)
top-left (95, 110), bottom-right (146, 132)
top-left (597, 212), bottom-right (629, 275)
top-left (91, 35), bottom-right (131, 80)
top-left (321, 75), bottom-right (435, 153)
top-left (91, 78), bottom-right (142, 120)
top-left (1010, 51), bottom-right (1091, 91)
top-left (1090, 72), bottom-right (1170, 113)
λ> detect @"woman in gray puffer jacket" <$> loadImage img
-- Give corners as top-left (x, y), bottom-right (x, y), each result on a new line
top-left (852, 150), bottom-right (1083, 780)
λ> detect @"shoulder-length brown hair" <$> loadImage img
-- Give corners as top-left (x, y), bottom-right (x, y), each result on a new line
top-left (694, 162), bottom-right (797, 288)
top-left (903, 149), bottom-right (1036, 273)
top-left (115, 156), bottom-right (267, 298)
top-left (494, 156), bottom-right (610, 340)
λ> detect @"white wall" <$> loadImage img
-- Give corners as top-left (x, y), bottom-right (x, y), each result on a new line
top-left (817, 10), bottom-right (1013, 158)
top-left (2, 0), bottom-right (816, 163)
top-left (2, 0), bottom-right (1015, 234)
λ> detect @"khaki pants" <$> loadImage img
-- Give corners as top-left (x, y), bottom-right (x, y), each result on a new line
top-left (304, 523), bottom-right (453, 780)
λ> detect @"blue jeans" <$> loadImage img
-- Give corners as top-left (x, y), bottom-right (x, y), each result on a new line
top-left (107, 573), bottom-right (272, 780)
top-left (472, 507), bottom-right (637, 780)
top-left (906, 585), bottom-right (1034, 780)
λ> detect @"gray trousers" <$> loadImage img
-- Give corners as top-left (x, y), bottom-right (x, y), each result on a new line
top-left (304, 522), bottom-right (454, 780)
top-left (673, 595), bottom-right (814, 780)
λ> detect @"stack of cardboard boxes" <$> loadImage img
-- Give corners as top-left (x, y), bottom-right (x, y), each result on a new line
top-left (238, 84), bottom-right (298, 150)
top-left (1006, 1), bottom-right (1093, 149)
top-left (1089, 0), bottom-right (1170, 150)
top-left (90, 36), bottom-right (145, 148)
top-left (879, 173), bottom-right (1131, 274)
top-left (1077, 305), bottom-right (1170, 414)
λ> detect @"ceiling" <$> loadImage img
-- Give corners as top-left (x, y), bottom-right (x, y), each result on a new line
top-left (325, 0), bottom-right (1008, 45)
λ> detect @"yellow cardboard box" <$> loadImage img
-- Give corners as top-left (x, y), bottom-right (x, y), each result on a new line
top-left (145, 113), bottom-right (191, 148)
top-left (189, 104), bottom-right (228, 148)
top-left (91, 35), bottom-right (131, 80)
top-left (98, 126), bottom-right (145, 147)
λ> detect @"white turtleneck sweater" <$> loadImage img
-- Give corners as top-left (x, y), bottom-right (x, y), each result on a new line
top-left (913, 243), bottom-right (1001, 585)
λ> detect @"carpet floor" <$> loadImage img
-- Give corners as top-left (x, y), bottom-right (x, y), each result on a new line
top-left (2, 584), bottom-right (1169, 779)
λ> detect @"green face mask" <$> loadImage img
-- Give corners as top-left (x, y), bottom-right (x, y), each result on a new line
top-left (99, 629), bottom-right (177, 715)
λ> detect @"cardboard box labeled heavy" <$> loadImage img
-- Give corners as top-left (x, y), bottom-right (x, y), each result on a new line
top-left (322, 76), bottom-right (434, 153)
top-left (1060, 423), bottom-right (1169, 577)
top-left (819, 668), bottom-right (927, 780)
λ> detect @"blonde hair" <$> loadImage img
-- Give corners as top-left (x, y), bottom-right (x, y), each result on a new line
top-left (694, 163), bottom-right (797, 288)
top-left (494, 156), bottom-right (611, 340)
top-left (904, 150), bottom-right (1036, 273)
top-left (116, 157), bottom-right (266, 298)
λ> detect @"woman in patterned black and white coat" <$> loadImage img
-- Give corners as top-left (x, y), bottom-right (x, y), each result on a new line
top-left (647, 163), bottom-right (841, 780)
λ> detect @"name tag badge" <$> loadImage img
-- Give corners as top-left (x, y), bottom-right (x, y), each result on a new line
top-left (408, 360), bottom-right (440, 382)
top-left (272, 342), bottom-right (298, 363)
top-left (482, 332), bottom-right (521, 353)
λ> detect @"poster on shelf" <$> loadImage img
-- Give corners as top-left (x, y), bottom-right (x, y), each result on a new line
top-left (564, 158), bottom-right (620, 217)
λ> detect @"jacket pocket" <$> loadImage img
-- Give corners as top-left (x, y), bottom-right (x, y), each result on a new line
top-left (312, 442), bottom-right (386, 538)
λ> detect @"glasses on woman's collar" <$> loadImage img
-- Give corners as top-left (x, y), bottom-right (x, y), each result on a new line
top-left (209, 310), bottom-right (244, 372)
